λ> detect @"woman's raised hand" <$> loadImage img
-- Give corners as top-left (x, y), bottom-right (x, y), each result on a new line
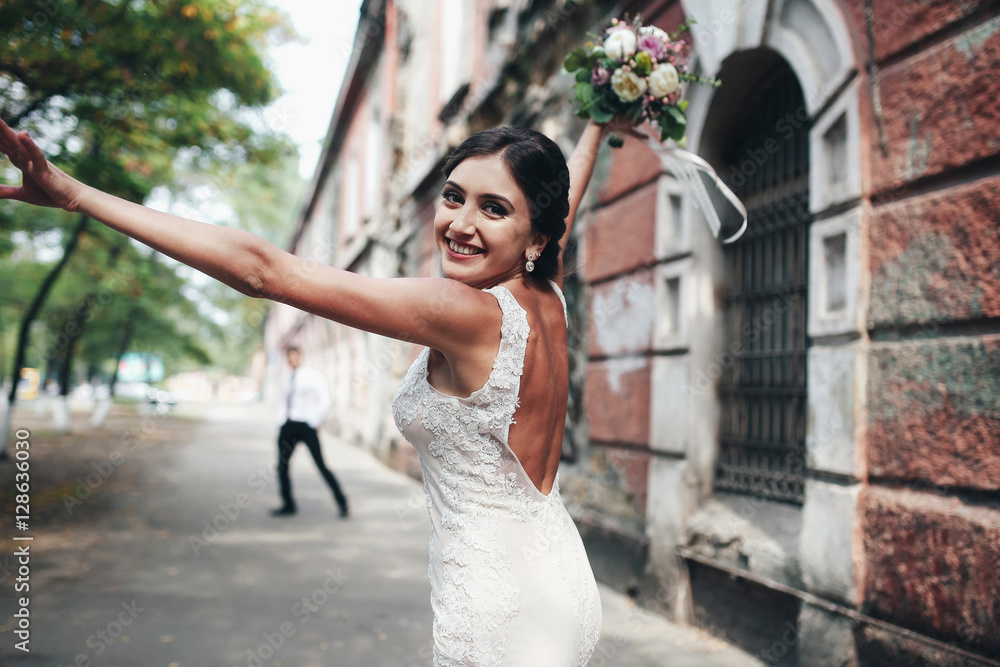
top-left (0, 117), bottom-right (84, 211)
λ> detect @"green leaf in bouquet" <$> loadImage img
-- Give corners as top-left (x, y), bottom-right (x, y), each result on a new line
top-left (575, 82), bottom-right (597, 106)
top-left (603, 93), bottom-right (629, 114)
top-left (599, 57), bottom-right (619, 70)
top-left (576, 69), bottom-right (592, 83)
top-left (679, 99), bottom-right (690, 112)
top-left (658, 116), bottom-right (671, 142)
top-left (670, 18), bottom-right (696, 40)
top-left (664, 104), bottom-right (687, 127)
top-left (657, 117), bottom-right (682, 143)
top-left (663, 106), bottom-right (687, 142)
top-left (628, 103), bottom-right (645, 123)
top-left (588, 103), bottom-right (614, 124)
top-left (563, 47), bottom-right (588, 72)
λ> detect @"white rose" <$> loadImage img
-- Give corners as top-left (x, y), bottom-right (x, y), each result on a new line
top-left (648, 63), bottom-right (680, 97)
top-left (604, 29), bottom-right (637, 59)
top-left (611, 68), bottom-right (647, 102)
top-left (638, 25), bottom-right (670, 43)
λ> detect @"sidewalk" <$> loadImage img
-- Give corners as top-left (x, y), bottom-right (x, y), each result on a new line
top-left (0, 401), bottom-right (763, 666)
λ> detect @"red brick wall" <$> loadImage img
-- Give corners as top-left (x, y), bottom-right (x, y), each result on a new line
top-left (584, 179), bottom-right (659, 282)
top-left (585, 358), bottom-right (652, 446)
top-left (839, 0), bottom-right (991, 63)
top-left (863, 486), bottom-right (1000, 655)
top-left (867, 335), bottom-right (1000, 492)
top-left (854, 3), bottom-right (1000, 659)
top-left (868, 174), bottom-right (1000, 328)
top-left (867, 18), bottom-right (1000, 196)
top-left (858, 10), bottom-right (1000, 480)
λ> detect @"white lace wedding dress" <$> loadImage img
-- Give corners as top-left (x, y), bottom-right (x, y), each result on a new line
top-left (392, 280), bottom-right (602, 666)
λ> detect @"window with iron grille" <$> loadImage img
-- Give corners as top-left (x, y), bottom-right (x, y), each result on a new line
top-left (714, 63), bottom-right (812, 505)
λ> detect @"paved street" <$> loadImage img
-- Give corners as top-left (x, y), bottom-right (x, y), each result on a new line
top-left (0, 401), bottom-right (763, 666)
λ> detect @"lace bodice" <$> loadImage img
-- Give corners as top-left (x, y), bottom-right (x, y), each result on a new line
top-left (391, 280), bottom-right (601, 666)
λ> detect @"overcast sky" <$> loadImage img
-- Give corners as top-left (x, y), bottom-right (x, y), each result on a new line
top-left (267, 0), bottom-right (366, 178)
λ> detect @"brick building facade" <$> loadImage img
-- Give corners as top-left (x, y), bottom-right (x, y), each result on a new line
top-left (264, 1), bottom-right (1000, 664)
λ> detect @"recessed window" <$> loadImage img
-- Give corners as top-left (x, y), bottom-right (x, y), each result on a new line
top-left (664, 276), bottom-right (681, 334)
top-left (668, 194), bottom-right (683, 244)
top-left (823, 232), bottom-right (847, 313)
top-left (656, 177), bottom-right (687, 255)
top-left (823, 114), bottom-right (848, 186)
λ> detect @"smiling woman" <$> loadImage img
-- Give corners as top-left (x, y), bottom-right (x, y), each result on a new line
top-left (436, 156), bottom-right (539, 285)
top-left (0, 114), bottom-right (617, 666)
top-left (436, 126), bottom-right (572, 288)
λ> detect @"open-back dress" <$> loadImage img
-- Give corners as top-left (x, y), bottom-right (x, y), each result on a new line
top-left (391, 280), bottom-right (602, 666)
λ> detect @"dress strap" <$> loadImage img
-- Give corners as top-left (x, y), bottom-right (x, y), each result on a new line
top-left (548, 279), bottom-right (568, 325)
top-left (482, 283), bottom-right (530, 377)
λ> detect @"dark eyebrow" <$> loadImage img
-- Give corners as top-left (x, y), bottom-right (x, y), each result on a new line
top-left (444, 180), bottom-right (514, 211)
top-left (480, 193), bottom-right (514, 211)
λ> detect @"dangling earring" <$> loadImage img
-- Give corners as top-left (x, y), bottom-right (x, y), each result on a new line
top-left (525, 253), bottom-right (536, 273)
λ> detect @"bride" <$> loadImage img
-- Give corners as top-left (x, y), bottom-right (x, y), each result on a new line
top-left (0, 116), bottom-right (631, 665)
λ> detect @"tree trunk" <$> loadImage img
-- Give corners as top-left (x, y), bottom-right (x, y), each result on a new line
top-left (59, 237), bottom-right (127, 400)
top-left (108, 317), bottom-right (134, 398)
top-left (0, 213), bottom-right (89, 457)
top-left (58, 334), bottom-right (78, 397)
top-left (52, 328), bottom-right (80, 433)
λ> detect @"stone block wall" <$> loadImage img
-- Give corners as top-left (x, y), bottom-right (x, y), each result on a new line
top-left (853, 0), bottom-right (1000, 661)
top-left (863, 486), bottom-right (1000, 657)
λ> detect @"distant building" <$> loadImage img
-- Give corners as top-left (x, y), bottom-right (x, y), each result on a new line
top-left (265, 1), bottom-right (1000, 664)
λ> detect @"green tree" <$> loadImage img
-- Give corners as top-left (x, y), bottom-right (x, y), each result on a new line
top-left (0, 0), bottom-right (296, 454)
top-left (162, 142), bottom-right (306, 375)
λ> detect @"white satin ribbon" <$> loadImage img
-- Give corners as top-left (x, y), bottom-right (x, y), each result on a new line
top-left (629, 128), bottom-right (749, 244)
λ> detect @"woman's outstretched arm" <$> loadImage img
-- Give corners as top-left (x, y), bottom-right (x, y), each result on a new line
top-left (0, 119), bottom-right (498, 356)
top-left (553, 120), bottom-right (606, 288)
top-left (559, 118), bottom-right (650, 286)
top-left (563, 120), bottom-right (606, 251)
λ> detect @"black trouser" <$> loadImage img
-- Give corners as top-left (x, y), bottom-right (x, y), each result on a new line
top-left (277, 420), bottom-right (347, 511)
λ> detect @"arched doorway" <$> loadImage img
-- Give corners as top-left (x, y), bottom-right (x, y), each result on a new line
top-left (704, 52), bottom-right (812, 504)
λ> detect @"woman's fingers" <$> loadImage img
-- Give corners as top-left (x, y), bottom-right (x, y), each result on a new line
top-left (0, 121), bottom-right (23, 162)
top-left (0, 184), bottom-right (23, 202)
top-left (0, 120), bottom-right (68, 208)
top-left (0, 133), bottom-right (30, 172)
top-left (0, 121), bottom-right (51, 178)
top-left (19, 131), bottom-right (50, 174)
top-left (0, 120), bottom-right (27, 202)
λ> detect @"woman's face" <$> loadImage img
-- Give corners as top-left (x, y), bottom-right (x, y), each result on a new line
top-left (433, 154), bottom-right (544, 286)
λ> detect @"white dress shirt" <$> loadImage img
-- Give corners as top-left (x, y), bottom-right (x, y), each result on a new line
top-left (277, 365), bottom-right (331, 429)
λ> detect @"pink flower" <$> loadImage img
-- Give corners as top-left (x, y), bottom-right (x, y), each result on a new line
top-left (591, 66), bottom-right (610, 86)
top-left (638, 34), bottom-right (669, 61)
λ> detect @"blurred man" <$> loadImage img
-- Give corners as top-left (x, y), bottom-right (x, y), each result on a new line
top-left (272, 346), bottom-right (349, 518)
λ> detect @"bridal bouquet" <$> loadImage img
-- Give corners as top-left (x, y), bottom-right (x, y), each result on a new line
top-left (563, 16), bottom-right (719, 147)
top-left (564, 16), bottom-right (747, 243)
